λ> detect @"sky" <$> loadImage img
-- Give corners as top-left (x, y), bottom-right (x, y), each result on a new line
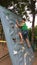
top-left (26, 14), bottom-right (37, 28)
top-left (26, 2), bottom-right (37, 28)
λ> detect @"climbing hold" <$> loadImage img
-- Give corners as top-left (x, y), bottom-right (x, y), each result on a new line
top-left (13, 50), bottom-right (18, 55)
top-left (12, 38), bottom-right (16, 42)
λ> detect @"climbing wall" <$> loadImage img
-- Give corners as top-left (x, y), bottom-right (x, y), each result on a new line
top-left (0, 6), bottom-right (34, 65)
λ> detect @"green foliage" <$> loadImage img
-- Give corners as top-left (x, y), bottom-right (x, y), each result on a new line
top-left (28, 26), bottom-right (37, 50)
top-left (34, 26), bottom-right (37, 45)
top-left (28, 26), bottom-right (37, 41)
top-left (0, 0), bottom-right (29, 16)
top-left (0, 0), bottom-right (12, 7)
top-left (28, 28), bottom-right (32, 41)
top-left (34, 26), bottom-right (37, 36)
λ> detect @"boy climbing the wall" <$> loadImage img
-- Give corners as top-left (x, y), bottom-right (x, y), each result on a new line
top-left (16, 15), bottom-right (31, 48)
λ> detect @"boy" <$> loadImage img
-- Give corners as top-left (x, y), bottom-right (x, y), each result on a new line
top-left (16, 15), bottom-right (31, 48)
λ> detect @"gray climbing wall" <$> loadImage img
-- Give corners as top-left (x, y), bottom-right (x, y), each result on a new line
top-left (0, 6), bottom-right (34, 65)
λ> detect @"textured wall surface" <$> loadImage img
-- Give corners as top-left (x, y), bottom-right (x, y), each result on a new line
top-left (0, 6), bottom-right (34, 65)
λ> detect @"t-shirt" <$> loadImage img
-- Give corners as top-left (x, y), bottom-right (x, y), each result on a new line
top-left (20, 23), bottom-right (28, 31)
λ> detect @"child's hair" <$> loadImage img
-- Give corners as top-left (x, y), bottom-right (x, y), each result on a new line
top-left (22, 15), bottom-right (26, 21)
top-left (22, 18), bottom-right (26, 21)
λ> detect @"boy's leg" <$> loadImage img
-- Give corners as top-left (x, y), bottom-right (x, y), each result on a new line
top-left (23, 30), bottom-right (31, 48)
top-left (25, 38), bottom-right (31, 48)
top-left (18, 32), bottom-right (23, 44)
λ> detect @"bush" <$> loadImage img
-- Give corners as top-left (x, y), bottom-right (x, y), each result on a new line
top-left (28, 26), bottom-right (37, 50)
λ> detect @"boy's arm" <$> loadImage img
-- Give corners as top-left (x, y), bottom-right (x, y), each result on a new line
top-left (16, 20), bottom-right (21, 28)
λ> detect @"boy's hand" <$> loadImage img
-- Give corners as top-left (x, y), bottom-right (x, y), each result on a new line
top-left (15, 24), bottom-right (18, 28)
top-left (16, 19), bottom-right (21, 28)
top-left (16, 19), bottom-right (18, 23)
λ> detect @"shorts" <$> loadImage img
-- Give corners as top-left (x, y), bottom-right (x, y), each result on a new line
top-left (22, 30), bottom-right (28, 40)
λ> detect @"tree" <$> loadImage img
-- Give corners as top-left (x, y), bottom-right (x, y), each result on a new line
top-left (30, 0), bottom-right (36, 45)
top-left (0, 0), bottom-right (12, 7)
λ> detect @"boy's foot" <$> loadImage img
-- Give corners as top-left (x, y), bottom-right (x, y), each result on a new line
top-left (28, 44), bottom-right (31, 48)
top-left (20, 41), bottom-right (24, 44)
top-left (20, 39), bottom-right (24, 44)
